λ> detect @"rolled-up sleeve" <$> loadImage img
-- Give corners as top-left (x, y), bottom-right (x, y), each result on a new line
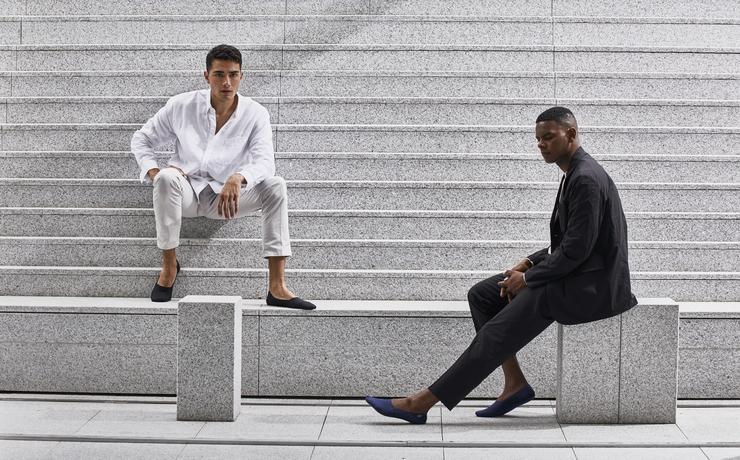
top-left (131, 100), bottom-right (177, 184)
top-left (237, 107), bottom-right (275, 192)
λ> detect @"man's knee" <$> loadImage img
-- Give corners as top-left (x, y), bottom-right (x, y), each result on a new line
top-left (152, 168), bottom-right (181, 190)
top-left (259, 176), bottom-right (287, 200)
top-left (468, 273), bottom-right (506, 312)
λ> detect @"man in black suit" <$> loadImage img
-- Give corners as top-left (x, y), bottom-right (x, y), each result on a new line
top-left (365, 106), bottom-right (638, 424)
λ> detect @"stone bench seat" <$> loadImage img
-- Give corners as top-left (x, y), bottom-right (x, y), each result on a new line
top-left (557, 298), bottom-right (679, 424)
top-left (0, 296), bottom-right (736, 402)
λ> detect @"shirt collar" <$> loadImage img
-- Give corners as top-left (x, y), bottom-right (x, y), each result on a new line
top-left (204, 89), bottom-right (241, 119)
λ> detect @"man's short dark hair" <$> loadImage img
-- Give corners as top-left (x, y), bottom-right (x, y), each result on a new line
top-left (536, 106), bottom-right (577, 128)
top-left (206, 44), bottom-right (242, 70)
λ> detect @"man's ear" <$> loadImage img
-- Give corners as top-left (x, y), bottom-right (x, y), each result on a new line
top-left (203, 70), bottom-right (209, 82)
top-left (566, 127), bottom-right (578, 143)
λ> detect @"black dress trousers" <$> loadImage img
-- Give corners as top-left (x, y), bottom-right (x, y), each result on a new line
top-left (428, 273), bottom-right (554, 410)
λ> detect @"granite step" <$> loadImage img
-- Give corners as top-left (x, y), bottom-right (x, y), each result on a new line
top-left (0, 265), bottom-right (736, 301)
top-left (2, 16), bottom-right (738, 48)
top-left (2, 44), bottom-right (738, 73)
top-left (3, 71), bottom-right (738, 100)
top-left (3, 96), bottom-right (738, 126)
top-left (1, 208), bottom-right (737, 242)
top-left (3, 16), bottom-right (556, 47)
top-left (2, 178), bottom-right (738, 213)
top-left (10, 0), bottom-right (739, 18)
top-left (2, 124), bottom-right (738, 155)
top-left (1, 237), bottom-right (736, 272)
top-left (4, 151), bottom-right (738, 183)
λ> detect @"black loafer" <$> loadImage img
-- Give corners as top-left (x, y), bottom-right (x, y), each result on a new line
top-left (150, 260), bottom-right (180, 302)
top-left (266, 291), bottom-right (316, 310)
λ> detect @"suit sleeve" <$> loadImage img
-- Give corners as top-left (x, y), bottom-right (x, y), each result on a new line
top-left (527, 247), bottom-right (549, 265)
top-left (523, 175), bottom-right (603, 288)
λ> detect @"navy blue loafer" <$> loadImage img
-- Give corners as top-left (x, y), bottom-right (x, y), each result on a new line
top-left (476, 384), bottom-right (535, 417)
top-left (365, 396), bottom-right (427, 425)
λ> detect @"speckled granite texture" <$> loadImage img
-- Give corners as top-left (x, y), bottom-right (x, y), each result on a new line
top-left (619, 302), bottom-right (679, 423)
top-left (370, 0), bottom-right (551, 16)
top-left (556, 315), bottom-right (621, 424)
top-left (0, 300), bottom-right (735, 398)
top-left (177, 296), bottom-right (243, 422)
top-left (3, 237), bottom-right (734, 272)
top-left (24, 0), bottom-right (284, 15)
top-left (5, 151), bottom-right (737, 183)
top-left (0, 208), bottom-right (737, 242)
top-left (1, 179), bottom-right (737, 213)
top-left (553, 0), bottom-right (739, 18)
top-left (557, 300), bottom-right (679, 424)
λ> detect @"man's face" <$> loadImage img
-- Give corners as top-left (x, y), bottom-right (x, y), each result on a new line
top-left (204, 59), bottom-right (243, 101)
top-left (535, 120), bottom-right (575, 164)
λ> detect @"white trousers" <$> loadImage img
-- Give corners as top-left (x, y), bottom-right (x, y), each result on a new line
top-left (152, 168), bottom-right (292, 258)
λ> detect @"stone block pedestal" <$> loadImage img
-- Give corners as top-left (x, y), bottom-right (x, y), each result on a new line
top-left (177, 295), bottom-right (242, 422)
top-left (556, 298), bottom-right (679, 424)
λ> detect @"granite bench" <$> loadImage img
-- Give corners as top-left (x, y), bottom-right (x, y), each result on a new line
top-left (556, 298), bottom-right (679, 424)
top-left (176, 295), bottom-right (242, 422)
top-left (0, 297), bottom-right (734, 400)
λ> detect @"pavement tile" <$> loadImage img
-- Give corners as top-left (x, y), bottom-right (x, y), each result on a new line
top-left (0, 401), bottom-right (99, 435)
top-left (178, 445), bottom-right (313, 459)
top-left (311, 446), bottom-right (443, 460)
top-left (677, 408), bottom-right (740, 442)
top-left (441, 406), bottom-right (565, 443)
top-left (702, 447), bottom-right (740, 460)
top-left (73, 403), bottom-right (204, 438)
top-left (196, 404), bottom-right (327, 440)
top-left (560, 423), bottom-right (687, 443)
top-left (47, 442), bottom-right (183, 459)
top-left (444, 447), bottom-right (576, 460)
top-left (319, 405), bottom-right (443, 442)
top-left (0, 440), bottom-right (58, 460)
top-left (573, 447), bottom-right (708, 460)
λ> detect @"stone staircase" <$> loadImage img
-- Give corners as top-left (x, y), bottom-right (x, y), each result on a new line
top-left (0, 1), bottom-right (738, 301)
top-left (0, 1), bottom-right (739, 398)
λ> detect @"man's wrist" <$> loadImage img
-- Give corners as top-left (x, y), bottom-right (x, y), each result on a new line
top-left (230, 173), bottom-right (247, 184)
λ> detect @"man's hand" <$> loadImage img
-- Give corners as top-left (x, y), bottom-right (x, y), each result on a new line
top-left (147, 167), bottom-right (160, 181)
top-left (498, 269), bottom-right (527, 300)
top-left (148, 166), bottom-right (185, 182)
top-left (510, 258), bottom-right (533, 273)
top-left (218, 174), bottom-right (246, 219)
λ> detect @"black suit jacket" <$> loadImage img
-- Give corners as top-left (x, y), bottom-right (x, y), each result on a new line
top-left (524, 147), bottom-right (637, 325)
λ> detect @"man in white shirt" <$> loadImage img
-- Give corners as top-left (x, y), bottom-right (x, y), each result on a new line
top-left (131, 44), bottom-right (315, 309)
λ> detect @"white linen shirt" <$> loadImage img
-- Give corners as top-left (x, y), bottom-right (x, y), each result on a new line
top-left (131, 89), bottom-right (275, 196)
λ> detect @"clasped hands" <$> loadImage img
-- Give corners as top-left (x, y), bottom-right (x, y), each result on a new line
top-left (498, 259), bottom-right (530, 301)
top-left (147, 167), bottom-right (246, 219)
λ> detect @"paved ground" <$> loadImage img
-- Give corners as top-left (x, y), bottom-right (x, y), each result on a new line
top-left (0, 395), bottom-right (739, 459)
